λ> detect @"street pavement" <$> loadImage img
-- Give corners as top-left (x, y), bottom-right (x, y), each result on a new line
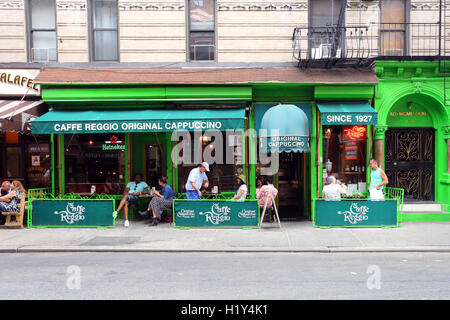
top-left (0, 220), bottom-right (449, 253)
top-left (0, 252), bottom-right (449, 299)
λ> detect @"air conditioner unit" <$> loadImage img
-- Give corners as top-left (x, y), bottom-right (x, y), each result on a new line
top-left (384, 48), bottom-right (403, 56)
top-left (31, 48), bottom-right (55, 62)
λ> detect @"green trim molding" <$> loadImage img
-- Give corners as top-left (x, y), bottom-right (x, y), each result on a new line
top-left (374, 124), bottom-right (388, 140)
top-left (314, 85), bottom-right (374, 100)
top-left (41, 86), bottom-right (253, 103)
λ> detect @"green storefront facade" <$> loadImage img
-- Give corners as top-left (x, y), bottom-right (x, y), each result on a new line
top-left (374, 60), bottom-right (450, 220)
top-left (29, 65), bottom-right (449, 225)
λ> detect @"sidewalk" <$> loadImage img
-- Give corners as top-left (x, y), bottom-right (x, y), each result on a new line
top-left (1, 220), bottom-right (450, 253)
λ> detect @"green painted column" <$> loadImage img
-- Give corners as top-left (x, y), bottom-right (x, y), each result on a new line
top-left (50, 134), bottom-right (55, 195)
top-left (58, 134), bottom-right (65, 195)
top-left (374, 124), bottom-right (388, 169)
top-left (444, 126), bottom-right (450, 174)
top-left (248, 105), bottom-right (256, 198)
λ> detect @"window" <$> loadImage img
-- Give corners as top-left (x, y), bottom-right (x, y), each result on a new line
top-left (310, 0), bottom-right (343, 28)
top-left (188, 0), bottom-right (215, 61)
top-left (176, 130), bottom-right (244, 193)
top-left (64, 134), bottom-right (126, 194)
top-left (26, 143), bottom-right (51, 189)
top-left (380, 0), bottom-right (407, 56)
top-left (309, 0), bottom-right (344, 59)
top-left (322, 125), bottom-right (368, 192)
top-left (91, 0), bottom-right (119, 61)
top-left (28, 0), bottom-right (57, 62)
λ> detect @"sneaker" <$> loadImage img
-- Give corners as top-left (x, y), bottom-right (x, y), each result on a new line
top-left (112, 211), bottom-right (118, 219)
top-left (139, 210), bottom-right (150, 217)
top-left (124, 220), bottom-right (129, 228)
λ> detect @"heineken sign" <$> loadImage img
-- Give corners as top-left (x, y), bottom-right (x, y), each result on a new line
top-left (314, 199), bottom-right (398, 227)
top-left (174, 200), bottom-right (259, 228)
top-left (31, 199), bottom-right (115, 227)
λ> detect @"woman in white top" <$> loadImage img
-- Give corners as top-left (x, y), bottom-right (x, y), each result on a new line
top-left (233, 174), bottom-right (248, 201)
top-left (322, 175), bottom-right (346, 200)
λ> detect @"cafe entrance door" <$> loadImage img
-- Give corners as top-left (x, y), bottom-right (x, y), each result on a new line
top-left (131, 133), bottom-right (166, 189)
top-left (277, 152), bottom-right (305, 220)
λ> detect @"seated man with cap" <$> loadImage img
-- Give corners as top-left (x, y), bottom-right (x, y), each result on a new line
top-left (185, 162), bottom-right (210, 200)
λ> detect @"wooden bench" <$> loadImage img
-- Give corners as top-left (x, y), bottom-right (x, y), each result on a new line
top-left (1, 193), bottom-right (26, 229)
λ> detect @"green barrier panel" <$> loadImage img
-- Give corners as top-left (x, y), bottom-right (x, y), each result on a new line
top-left (32, 199), bottom-right (115, 228)
top-left (173, 199), bottom-right (260, 229)
top-left (314, 199), bottom-right (398, 227)
top-left (27, 191), bottom-right (116, 228)
top-left (313, 187), bottom-right (403, 228)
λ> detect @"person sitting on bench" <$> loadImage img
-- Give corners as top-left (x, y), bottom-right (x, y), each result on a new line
top-left (113, 173), bottom-right (148, 228)
top-left (0, 180), bottom-right (25, 214)
top-left (140, 176), bottom-right (175, 227)
top-left (0, 181), bottom-right (13, 225)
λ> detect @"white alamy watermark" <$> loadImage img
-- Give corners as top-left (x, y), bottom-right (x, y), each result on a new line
top-left (366, 265), bottom-right (381, 290)
top-left (66, 265), bottom-right (81, 290)
top-left (170, 129), bottom-right (285, 175)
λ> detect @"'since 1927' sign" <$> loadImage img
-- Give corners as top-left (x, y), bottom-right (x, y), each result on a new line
top-left (31, 199), bottom-right (115, 227)
top-left (174, 200), bottom-right (259, 228)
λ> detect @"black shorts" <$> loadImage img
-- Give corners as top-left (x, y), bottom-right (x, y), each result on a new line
top-left (126, 195), bottom-right (139, 206)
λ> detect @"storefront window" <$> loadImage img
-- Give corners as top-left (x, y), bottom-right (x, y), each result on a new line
top-left (177, 131), bottom-right (244, 193)
top-left (26, 143), bottom-right (51, 188)
top-left (322, 125), bottom-right (367, 192)
top-left (64, 133), bottom-right (125, 194)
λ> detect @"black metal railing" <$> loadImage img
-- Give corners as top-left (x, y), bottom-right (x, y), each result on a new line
top-left (292, 22), bottom-right (442, 68)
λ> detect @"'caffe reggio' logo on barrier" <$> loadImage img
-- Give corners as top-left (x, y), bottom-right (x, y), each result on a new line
top-left (337, 202), bottom-right (369, 225)
top-left (54, 202), bottom-right (86, 224)
top-left (199, 203), bottom-right (231, 225)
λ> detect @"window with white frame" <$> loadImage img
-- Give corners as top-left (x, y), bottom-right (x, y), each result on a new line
top-left (28, 0), bottom-right (57, 62)
top-left (91, 0), bottom-right (119, 61)
top-left (188, 0), bottom-right (215, 61)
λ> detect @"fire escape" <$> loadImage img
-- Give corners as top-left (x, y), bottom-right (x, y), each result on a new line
top-left (441, 0), bottom-right (450, 106)
top-left (292, 0), bottom-right (450, 106)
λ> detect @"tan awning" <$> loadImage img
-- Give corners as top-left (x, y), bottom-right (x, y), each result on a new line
top-left (0, 100), bottom-right (46, 133)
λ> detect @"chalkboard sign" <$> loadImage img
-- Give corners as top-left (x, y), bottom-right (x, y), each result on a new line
top-left (174, 200), bottom-right (259, 228)
top-left (31, 199), bottom-right (115, 228)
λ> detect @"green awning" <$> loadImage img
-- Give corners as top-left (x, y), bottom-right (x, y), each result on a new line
top-left (259, 104), bottom-right (310, 153)
top-left (317, 102), bottom-right (377, 125)
top-left (31, 108), bottom-right (245, 134)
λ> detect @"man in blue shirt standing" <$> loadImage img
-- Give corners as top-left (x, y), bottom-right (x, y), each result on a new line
top-left (113, 173), bottom-right (148, 227)
top-left (185, 162), bottom-right (210, 199)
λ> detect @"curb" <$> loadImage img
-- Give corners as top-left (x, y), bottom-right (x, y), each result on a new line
top-left (1, 246), bottom-right (450, 253)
